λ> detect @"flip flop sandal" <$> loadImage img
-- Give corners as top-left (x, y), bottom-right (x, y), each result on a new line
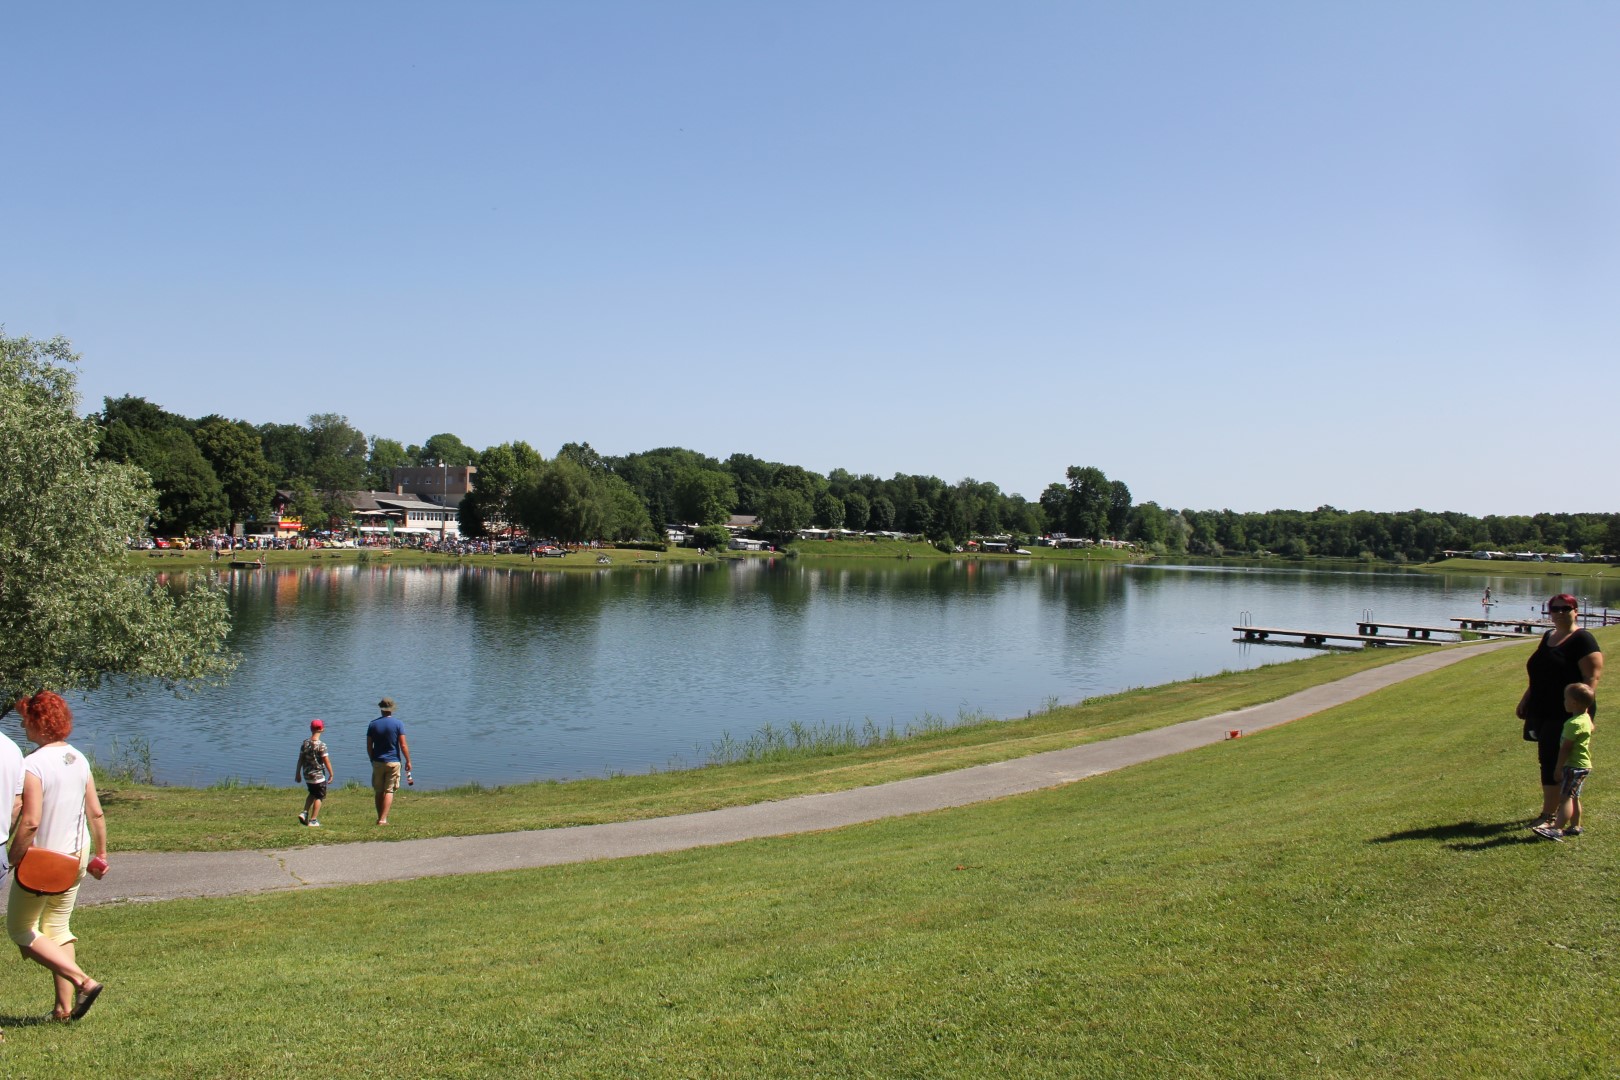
top-left (70, 982), bottom-right (104, 1021)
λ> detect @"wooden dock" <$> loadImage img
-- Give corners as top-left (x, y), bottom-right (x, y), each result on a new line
top-left (1451, 616), bottom-right (1549, 634)
top-left (1233, 625), bottom-right (1432, 648)
top-left (1355, 620), bottom-right (1534, 640)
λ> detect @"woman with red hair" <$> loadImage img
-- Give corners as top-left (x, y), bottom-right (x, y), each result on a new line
top-left (6, 691), bottom-right (108, 1022)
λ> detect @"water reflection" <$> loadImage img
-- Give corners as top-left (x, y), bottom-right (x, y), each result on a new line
top-left (61, 560), bottom-right (1618, 789)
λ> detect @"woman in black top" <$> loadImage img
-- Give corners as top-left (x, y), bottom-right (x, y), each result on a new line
top-left (1516, 593), bottom-right (1603, 827)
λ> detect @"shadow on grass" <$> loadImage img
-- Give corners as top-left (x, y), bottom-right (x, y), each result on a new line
top-left (0, 1012), bottom-right (58, 1029)
top-left (1369, 819), bottom-right (1541, 850)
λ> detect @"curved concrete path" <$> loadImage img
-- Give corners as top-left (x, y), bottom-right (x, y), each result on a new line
top-left (40, 639), bottom-right (1518, 908)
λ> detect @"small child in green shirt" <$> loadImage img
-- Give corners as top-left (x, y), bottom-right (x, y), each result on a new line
top-left (1534, 683), bottom-right (1594, 842)
top-left (295, 719), bottom-right (335, 827)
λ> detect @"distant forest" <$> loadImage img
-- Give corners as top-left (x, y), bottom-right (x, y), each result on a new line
top-left (94, 396), bottom-right (1620, 559)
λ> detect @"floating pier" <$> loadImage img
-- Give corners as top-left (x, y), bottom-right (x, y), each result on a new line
top-left (1356, 620), bottom-right (1534, 640)
top-left (1233, 625), bottom-right (1431, 648)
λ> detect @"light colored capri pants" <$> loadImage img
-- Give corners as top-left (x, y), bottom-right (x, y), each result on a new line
top-left (7, 847), bottom-right (91, 949)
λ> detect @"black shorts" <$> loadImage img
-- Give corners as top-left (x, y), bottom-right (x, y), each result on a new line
top-left (1536, 728), bottom-right (1564, 787)
top-left (305, 781), bottom-right (329, 799)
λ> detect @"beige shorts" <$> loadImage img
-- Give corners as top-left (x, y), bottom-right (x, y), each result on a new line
top-left (7, 848), bottom-right (89, 949)
top-left (372, 761), bottom-right (402, 793)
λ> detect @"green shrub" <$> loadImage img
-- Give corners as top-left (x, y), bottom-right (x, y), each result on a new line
top-left (693, 524), bottom-right (730, 550)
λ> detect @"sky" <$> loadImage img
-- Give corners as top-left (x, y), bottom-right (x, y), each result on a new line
top-left (4, 3), bottom-right (1617, 517)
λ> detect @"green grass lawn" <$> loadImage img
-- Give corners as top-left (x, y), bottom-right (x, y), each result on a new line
top-left (5, 633), bottom-right (1614, 1076)
top-left (102, 645), bottom-right (1421, 852)
top-left (1419, 556), bottom-right (1613, 581)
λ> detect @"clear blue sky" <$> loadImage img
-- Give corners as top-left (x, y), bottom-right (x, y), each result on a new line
top-left (5, 3), bottom-right (1616, 516)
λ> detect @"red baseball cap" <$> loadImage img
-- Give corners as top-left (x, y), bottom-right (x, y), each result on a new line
top-left (310, 718), bottom-right (325, 730)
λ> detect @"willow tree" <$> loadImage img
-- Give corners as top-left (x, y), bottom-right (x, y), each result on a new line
top-left (0, 333), bottom-right (236, 709)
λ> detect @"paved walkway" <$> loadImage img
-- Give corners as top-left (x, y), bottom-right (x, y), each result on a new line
top-left (46, 639), bottom-right (1518, 908)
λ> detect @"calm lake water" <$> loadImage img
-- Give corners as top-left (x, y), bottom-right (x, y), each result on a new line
top-left (52, 559), bottom-right (1619, 788)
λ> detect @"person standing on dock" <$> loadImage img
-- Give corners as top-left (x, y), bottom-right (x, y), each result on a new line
top-left (366, 697), bottom-right (413, 826)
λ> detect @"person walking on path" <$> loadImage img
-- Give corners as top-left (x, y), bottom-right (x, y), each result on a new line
top-left (366, 697), bottom-right (412, 826)
top-left (1, 719), bottom-right (23, 873)
top-left (7, 692), bottom-right (107, 1024)
top-left (295, 719), bottom-right (334, 827)
top-left (1517, 594), bottom-right (1603, 829)
top-left (1534, 682), bottom-right (1596, 842)
top-left (0, 717), bottom-right (20, 1044)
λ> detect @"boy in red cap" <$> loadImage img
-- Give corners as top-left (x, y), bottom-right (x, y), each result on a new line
top-left (295, 719), bottom-right (335, 827)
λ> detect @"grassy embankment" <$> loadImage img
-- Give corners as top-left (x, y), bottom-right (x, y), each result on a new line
top-left (1418, 556), bottom-right (1612, 581)
top-left (103, 644), bottom-right (1418, 852)
top-left (4, 630), bottom-right (1615, 1076)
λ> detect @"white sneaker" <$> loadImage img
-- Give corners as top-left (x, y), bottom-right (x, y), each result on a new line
top-left (307, 820), bottom-right (322, 828)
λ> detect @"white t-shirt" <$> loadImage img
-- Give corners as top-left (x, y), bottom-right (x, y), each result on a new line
top-left (23, 743), bottom-right (91, 856)
top-left (0, 733), bottom-right (23, 871)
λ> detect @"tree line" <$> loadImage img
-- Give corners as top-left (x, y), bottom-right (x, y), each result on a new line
top-left (90, 395), bottom-right (1619, 558)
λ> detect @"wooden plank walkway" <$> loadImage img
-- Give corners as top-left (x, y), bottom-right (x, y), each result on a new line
top-left (1355, 621), bottom-right (1534, 640)
top-left (1233, 625), bottom-right (1432, 647)
top-left (1451, 616), bottom-right (1549, 633)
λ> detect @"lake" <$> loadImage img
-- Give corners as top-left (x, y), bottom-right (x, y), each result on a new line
top-left (55, 558), bottom-right (1616, 788)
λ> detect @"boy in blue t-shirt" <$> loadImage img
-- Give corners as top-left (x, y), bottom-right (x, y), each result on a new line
top-left (1534, 683), bottom-right (1595, 842)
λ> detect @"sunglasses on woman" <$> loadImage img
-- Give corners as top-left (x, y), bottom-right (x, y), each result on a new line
top-left (1549, 605), bottom-right (1574, 613)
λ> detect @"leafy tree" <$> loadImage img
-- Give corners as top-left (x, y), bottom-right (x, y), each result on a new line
top-left (95, 404), bottom-right (228, 536)
top-left (1064, 466), bottom-right (1110, 540)
top-left (0, 333), bottom-right (235, 703)
top-left (842, 491), bottom-right (870, 532)
top-left (672, 467), bottom-right (737, 526)
top-left (1106, 479), bottom-right (1133, 538)
top-left (692, 524), bottom-right (731, 551)
top-left (910, 499), bottom-right (938, 540)
top-left (143, 428), bottom-right (230, 535)
top-left (772, 464), bottom-right (824, 503)
top-left (814, 490), bottom-right (846, 530)
top-left (868, 495), bottom-right (896, 532)
top-left (306, 413), bottom-right (368, 493)
top-left (724, 453), bottom-right (777, 514)
top-left (365, 436), bottom-right (411, 490)
top-left (460, 441), bottom-right (544, 538)
top-left (556, 441), bottom-right (606, 473)
top-left (1038, 483), bottom-right (1068, 534)
top-left (607, 447), bottom-right (725, 529)
top-left (1006, 495), bottom-right (1044, 539)
top-left (598, 473), bottom-right (655, 541)
top-left (516, 458), bottom-right (605, 544)
top-left (758, 485), bottom-right (813, 534)
top-left (195, 417), bottom-right (277, 528)
top-left (284, 476), bottom-right (323, 532)
top-left (1126, 501), bottom-right (1170, 549)
top-left (418, 432), bottom-right (478, 467)
top-left (938, 490), bottom-right (972, 544)
top-left (100, 394), bottom-right (180, 434)
top-left (258, 422), bottom-right (313, 484)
